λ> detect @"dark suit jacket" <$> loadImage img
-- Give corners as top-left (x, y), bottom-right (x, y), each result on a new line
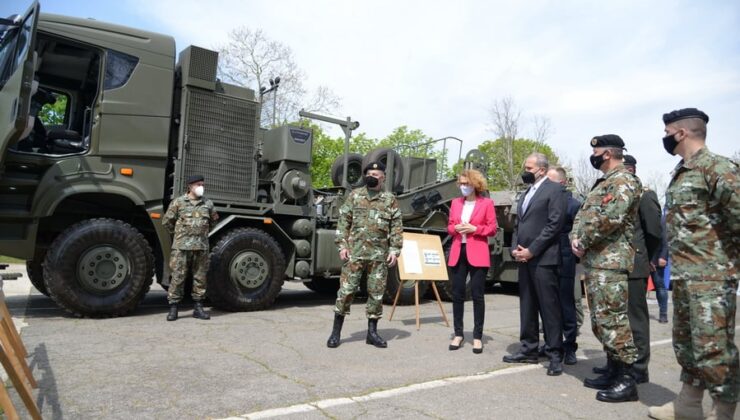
top-left (629, 189), bottom-right (662, 279)
top-left (558, 192), bottom-right (581, 279)
top-left (512, 178), bottom-right (567, 266)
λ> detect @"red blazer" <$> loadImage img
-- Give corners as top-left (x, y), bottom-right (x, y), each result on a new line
top-left (447, 196), bottom-right (498, 267)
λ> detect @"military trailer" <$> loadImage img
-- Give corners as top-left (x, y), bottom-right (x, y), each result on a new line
top-left (0, 2), bottom-right (518, 317)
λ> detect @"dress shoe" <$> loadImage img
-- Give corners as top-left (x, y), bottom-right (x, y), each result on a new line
top-left (564, 350), bottom-right (578, 365)
top-left (547, 359), bottom-right (563, 376)
top-left (472, 339), bottom-right (483, 354)
top-left (596, 373), bottom-right (638, 403)
top-left (166, 303), bottom-right (178, 321)
top-left (659, 313), bottom-right (668, 323)
top-left (326, 313), bottom-right (345, 348)
top-left (503, 352), bottom-right (538, 364)
top-left (448, 336), bottom-right (464, 351)
top-left (366, 318), bottom-right (387, 348)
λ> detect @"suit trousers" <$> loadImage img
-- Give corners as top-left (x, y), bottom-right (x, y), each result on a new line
top-left (628, 277), bottom-right (650, 374)
top-left (558, 273), bottom-right (578, 351)
top-left (451, 245), bottom-right (487, 340)
top-left (518, 262), bottom-right (563, 359)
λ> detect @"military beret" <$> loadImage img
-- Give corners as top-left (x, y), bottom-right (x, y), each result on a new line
top-left (364, 161), bottom-right (385, 173)
top-left (590, 134), bottom-right (625, 149)
top-left (623, 154), bottom-right (637, 166)
top-left (662, 108), bottom-right (709, 125)
top-left (186, 174), bottom-right (204, 184)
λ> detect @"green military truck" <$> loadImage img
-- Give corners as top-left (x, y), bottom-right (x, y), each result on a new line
top-left (0, 2), bottom-right (518, 317)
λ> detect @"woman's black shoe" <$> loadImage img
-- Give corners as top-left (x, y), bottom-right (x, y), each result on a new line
top-left (448, 336), bottom-right (464, 351)
top-left (472, 339), bottom-right (483, 354)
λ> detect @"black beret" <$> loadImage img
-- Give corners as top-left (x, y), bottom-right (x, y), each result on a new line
top-left (623, 154), bottom-right (637, 166)
top-left (662, 108), bottom-right (709, 125)
top-left (590, 134), bottom-right (625, 149)
top-left (186, 174), bottom-right (204, 184)
top-left (364, 161), bottom-right (385, 173)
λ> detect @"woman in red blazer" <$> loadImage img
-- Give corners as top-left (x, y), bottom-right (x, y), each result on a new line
top-left (447, 169), bottom-right (498, 354)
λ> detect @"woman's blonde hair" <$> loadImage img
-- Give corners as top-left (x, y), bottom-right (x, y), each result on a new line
top-left (458, 169), bottom-right (488, 195)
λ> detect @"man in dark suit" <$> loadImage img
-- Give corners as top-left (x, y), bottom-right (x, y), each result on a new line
top-left (504, 152), bottom-right (567, 376)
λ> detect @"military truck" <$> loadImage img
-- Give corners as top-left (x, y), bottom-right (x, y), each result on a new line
top-left (0, 2), bottom-right (518, 317)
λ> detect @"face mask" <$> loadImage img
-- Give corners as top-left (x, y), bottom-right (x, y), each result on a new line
top-left (193, 185), bottom-right (204, 197)
top-left (520, 171), bottom-right (536, 184)
top-left (364, 176), bottom-right (379, 188)
top-left (460, 185), bottom-right (475, 196)
top-left (662, 133), bottom-right (678, 155)
top-left (589, 153), bottom-right (606, 170)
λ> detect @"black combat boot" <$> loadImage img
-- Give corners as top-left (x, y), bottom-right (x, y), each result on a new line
top-left (584, 357), bottom-right (619, 389)
top-left (326, 313), bottom-right (345, 348)
top-left (596, 362), bottom-right (639, 403)
top-left (366, 318), bottom-right (387, 348)
top-left (192, 301), bottom-right (210, 320)
top-left (166, 303), bottom-right (178, 321)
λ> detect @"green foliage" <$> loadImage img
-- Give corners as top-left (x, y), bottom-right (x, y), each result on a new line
top-left (38, 94), bottom-right (67, 126)
top-left (478, 138), bottom-right (560, 191)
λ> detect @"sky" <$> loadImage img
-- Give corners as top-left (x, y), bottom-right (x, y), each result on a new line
top-left (4, 0), bottom-right (739, 188)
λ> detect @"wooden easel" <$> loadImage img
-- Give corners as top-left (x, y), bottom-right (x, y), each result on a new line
top-left (0, 280), bottom-right (41, 420)
top-left (388, 281), bottom-right (449, 331)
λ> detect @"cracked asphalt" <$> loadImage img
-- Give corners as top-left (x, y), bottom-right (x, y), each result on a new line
top-left (2, 264), bottom-right (738, 419)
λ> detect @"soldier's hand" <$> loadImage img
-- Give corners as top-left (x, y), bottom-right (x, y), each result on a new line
top-left (339, 248), bottom-right (350, 261)
top-left (658, 257), bottom-right (667, 268)
top-left (386, 253), bottom-right (398, 267)
top-left (571, 239), bottom-right (585, 258)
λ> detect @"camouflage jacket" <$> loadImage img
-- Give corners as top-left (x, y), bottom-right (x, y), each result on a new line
top-left (163, 194), bottom-right (218, 251)
top-left (665, 147), bottom-right (739, 282)
top-left (571, 164), bottom-right (642, 271)
top-left (335, 187), bottom-right (403, 261)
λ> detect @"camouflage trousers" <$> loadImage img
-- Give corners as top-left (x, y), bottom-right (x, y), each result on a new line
top-left (672, 278), bottom-right (739, 403)
top-left (168, 249), bottom-right (209, 304)
top-left (334, 259), bottom-right (388, 319)
top-left (584, 268), bottom-right (637, 364)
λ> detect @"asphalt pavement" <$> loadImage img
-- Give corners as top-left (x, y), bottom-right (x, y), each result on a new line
top-left (2, 263), bottom-right (738, 419)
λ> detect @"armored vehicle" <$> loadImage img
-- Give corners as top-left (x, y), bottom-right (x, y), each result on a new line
top-left (0, 2), bottom-right (517, 316)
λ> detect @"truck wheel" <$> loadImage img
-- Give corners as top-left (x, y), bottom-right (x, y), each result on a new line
top-left (208, 228), bottom-right (285, 311)
top-left (363, 148), bottom-right (404, 190)
top-left (330, 153), bottom-right (365, 188)
top-left (43, 218), bottom-right (154, 317)
top-left (382, 266), bottom-right (429, 305)
top-left (26, 250), bottom-right (49, 296)
top-left (304, 278), bottom-right (339, 295)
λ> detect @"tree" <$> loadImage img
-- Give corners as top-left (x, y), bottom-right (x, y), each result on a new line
top-left (563, 154), bottom-right (600, 198)
top-left (488, 96), bottom-right (521, 190)
top-left (478, 138), bottom-right (560, 191)
top-left (38, 94), bottom-right (67, 125)
top-left (217, 27), bottom-right (340, 126)
top-left (306, 122), bottom-right (376, 188)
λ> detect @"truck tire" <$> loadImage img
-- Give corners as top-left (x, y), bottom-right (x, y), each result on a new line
top-left (42, 218), bottom-right (154, 317)
top-left (207, 228), bottom-right (285, 311)
top-left (330, 153), bottom-right (365, 188)
top-left (304, 278), bottom-right (339, 295)
top-left (26, 252), bottom-right (49, 296)
top-left (382, 266), bottom-right (429, 305)
top-left (362, 148), bottom-right (404, 190)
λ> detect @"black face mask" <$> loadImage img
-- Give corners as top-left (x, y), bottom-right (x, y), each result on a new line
top-left (520, 171), bottom-right (536, 184)
top-left (364, 176), bottom-right (379, 188)
top-left (662, 133), bottom-right (678, 155)
top-left (589, 153), bottom-right (606, 170)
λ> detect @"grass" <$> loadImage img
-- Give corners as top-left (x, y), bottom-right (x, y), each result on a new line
top-left (0, 256), bottom-right (24, 264)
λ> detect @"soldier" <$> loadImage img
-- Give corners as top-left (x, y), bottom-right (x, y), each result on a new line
top-left (326, 161), bottom-right (403, 349)
top-left (571, 134), bottom-right (642, 403)
top-left (648, 108), bottom-right (739, 420)
top-left (162, 175), bottom-right (219, 321)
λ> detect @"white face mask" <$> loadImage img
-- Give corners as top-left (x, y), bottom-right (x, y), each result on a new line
top-left (460, 185), bottom-right (474, 197)
top-left (193, 185), bottom-right (204, 197)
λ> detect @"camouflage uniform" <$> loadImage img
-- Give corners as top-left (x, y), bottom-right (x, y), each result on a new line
top-left (163, 194), bottom-right (218, 304)
top-left (665, 147), bottom-right (739, 403)
top-left (334, 187), bottom-right (403, 318)
top-left (571, 164), bottom-right (642, 364)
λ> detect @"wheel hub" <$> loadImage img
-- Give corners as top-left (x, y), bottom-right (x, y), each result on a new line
top-left (77, 246), bottom-right (129, 292)
top-left (230, 251), bottom-right (268, 289)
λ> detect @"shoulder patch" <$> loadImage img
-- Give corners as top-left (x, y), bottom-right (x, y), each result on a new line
top-left (601, 193), bottom-right (614, 205)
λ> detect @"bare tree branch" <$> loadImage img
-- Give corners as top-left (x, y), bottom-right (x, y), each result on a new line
top-left (488, 96), bottom-right (521, 190)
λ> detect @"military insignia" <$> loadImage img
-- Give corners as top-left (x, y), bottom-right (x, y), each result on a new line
top-left (590, 138), bottom-right (598, 146)
top-left (372, 163), bottom-right (378, 169)
top-left (194, 211), bottom-right (200, 218)
top-left (601, 193), bottom-right (614, 205)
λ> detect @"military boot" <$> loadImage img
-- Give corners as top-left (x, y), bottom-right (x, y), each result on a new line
top-left (596, 363), bottom-right (639, 403)
top-left (584, 357), bottom-right (619, 389)
top-left (706, 398), bottom-right (737, 420)
top-left (192, 301), bottom-right (210, 320)
top-left (326, 313), bottom-right (345, 348)
top-left (647, 382), bottom-right (704, 419)
top-left (366, 318), bottom-right (387, 348)
top-left (166, 303), bottom-right (178, 321)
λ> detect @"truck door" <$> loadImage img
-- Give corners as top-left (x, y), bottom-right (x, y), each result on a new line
top-left (0, 1), bottom-right (39, 169)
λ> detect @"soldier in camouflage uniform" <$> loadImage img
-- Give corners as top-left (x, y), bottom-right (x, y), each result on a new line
top-left (571, 134), bottom-right (642, 403)
top-left (162, 175), bottom-right (219, 321)
top-left (648, 108), bottom-right (739, 420)
top-left (326, 161), bottom-right (403, 349)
